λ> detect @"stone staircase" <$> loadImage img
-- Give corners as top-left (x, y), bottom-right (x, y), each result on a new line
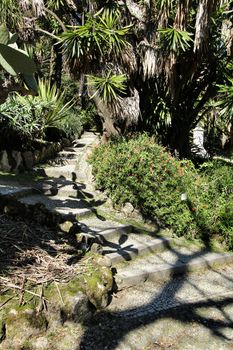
top-left (1, 131), bottom-right (233, 293)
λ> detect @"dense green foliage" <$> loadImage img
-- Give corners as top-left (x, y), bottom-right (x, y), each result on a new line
top-left (0, 95), bottom-right (46, 141)
top-left (0, 79), bottom-right (75, 149)
top-left (90, 135), bottom-right (233, 249)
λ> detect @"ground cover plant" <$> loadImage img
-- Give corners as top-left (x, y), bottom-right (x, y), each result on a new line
top-left (90, 134), bottom-right (233, 250)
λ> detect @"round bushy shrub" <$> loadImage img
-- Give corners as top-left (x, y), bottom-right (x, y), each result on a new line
top-left (90, 135), bottom-right (233, 249)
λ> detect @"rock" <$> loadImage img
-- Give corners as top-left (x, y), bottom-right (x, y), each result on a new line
top-left (34, 150), bottom-right (41, 164)
top-left (72, 291), bottom-right (92, 323)
top-left (61, 291), bottom-right (92, 324)
top-left (62, 138), bottom-right (71, 148)
top-left (59, 221), bottom-right (73, 233)
top-left (90, 242), bottom-right (103, 254)
top-left (32, 337), bottom-right (49, 350)
top-left (131, 208), bottom-right (143, 221)
top-left (23, 151), bottom-right (34, 169)
top-left (12, 150), bottom-right (23, 173)
top-left (85, 266), bottom-right (113, 309)
top-left (40, 146), bottom-right (47, 162)
top-left (122, 202), bottom-right (134, 217)
top-left (8, 309), bottom-right (18, 317)
top-left (96, 255), bottom-right (112, 268)
top-left (0, 151), bottom-right (11, 172)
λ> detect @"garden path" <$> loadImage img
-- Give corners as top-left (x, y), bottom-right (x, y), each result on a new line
top-left (0, 131), bottom-right (233, 349)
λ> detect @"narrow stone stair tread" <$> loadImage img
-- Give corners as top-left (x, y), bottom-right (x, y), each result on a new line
top-left (115, 251), bottom-right (233, 289)
top-left (0, 185), bottom-right (33, 198)
top-left (19, 193), bottom-right (93, 216)
top-left (103, 236), bottom-right (172, 264)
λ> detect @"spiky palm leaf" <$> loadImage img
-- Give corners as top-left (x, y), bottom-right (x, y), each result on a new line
top-left (215, 78), bottom-right (233, 122)
top-left (16, 79), bottom-right (74, 126)
top-left (87, 71), bottom-right (127, 103)
top-left (60, 9), bottom-right (132, 66)
top-left (159, 26), bottom-right (193, 52)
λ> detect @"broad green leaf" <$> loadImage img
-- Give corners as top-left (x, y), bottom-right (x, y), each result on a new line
top-left (8, 32), bottom-right (18, 45)
top-left (23, 74), bottom-right (38, 93)
top-left (0, 44), bottom-right (37, 75)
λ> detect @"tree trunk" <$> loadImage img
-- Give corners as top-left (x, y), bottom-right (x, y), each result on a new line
top-left (169, 117), bottom-right (191, 158)
top-left (51, 43), bottom-right (62, 88)
top-left (88, 84), bottom-right (140, 139)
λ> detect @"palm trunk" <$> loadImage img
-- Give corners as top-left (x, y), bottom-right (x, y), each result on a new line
top-left (51, 43), bottom-right (62, 88)
top-left (169, 115), bottom-right (191, 158)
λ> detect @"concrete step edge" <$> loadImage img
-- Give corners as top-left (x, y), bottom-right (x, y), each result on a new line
top-left (18, 194), bottom-right (95, 220)
top-left (0, 187), bottom-right (35, 199)
top-left (115, 252), bottom-right (233, 290)
top-left (95, 225), bottom-right (133, 242)
top-left (105, 237), bottom-right (172, 265)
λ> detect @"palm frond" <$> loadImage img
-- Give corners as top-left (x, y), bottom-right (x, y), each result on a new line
top-left (159, 26), bottom-right (193, 52)
top-left (87, 71), bottom-right (127, 103)
top-left (215, 78), bottom-right (233, 122)
top-left (59, 9), bottom-right (132, 66)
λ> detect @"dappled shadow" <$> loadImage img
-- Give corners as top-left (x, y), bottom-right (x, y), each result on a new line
top-left (78, 237), bottom-right (233, 349)
top-left (34, 175), bottom-right (107, 219)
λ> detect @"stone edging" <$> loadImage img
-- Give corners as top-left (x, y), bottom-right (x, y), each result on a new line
top-left (0, 142), bottom-right (63, 173)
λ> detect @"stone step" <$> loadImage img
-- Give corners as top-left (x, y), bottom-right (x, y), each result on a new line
top-left (41, 164), bottom-right (77, 180)
top-left (95, 225), bottom-right (133, 241)
top-left (78, 216), bottom-right (131, 233)
top-left (37, 183), bottom-right (81, 198)
top-left (104, 236), bottom-right (172, 265)
top-left (35, 178), bottom-right (75, 196)
top-left (115, 250), bottom-right (233, 290)
top-left (79, 225), bottom-right (133, 244)
top-left (0, 184), bottom-right (34, 199)
top-left (19, 194), bottom-right (94, 219)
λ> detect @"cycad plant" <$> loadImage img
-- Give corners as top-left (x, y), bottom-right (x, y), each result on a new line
top-left (216, 78), bottom-right (233, 122)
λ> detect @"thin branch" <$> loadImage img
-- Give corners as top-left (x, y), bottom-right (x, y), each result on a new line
top-left (35, 27), bottom-right (60, 40)
top-left (44, 7), bottom-right (67, 32)
top-left (55, 281), bottom-right (64, 305)
top-left (0, 277), bottom-right (48, 300)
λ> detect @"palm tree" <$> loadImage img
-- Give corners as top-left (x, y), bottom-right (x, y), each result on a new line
top-left (59, 7), bottom-right (136, 136)
top-left (127, 0), bottom-right (233, 157)
top-left (2, 0), bottom-right (232, 156)
top-left (56, 0), bottom-right (233, 156)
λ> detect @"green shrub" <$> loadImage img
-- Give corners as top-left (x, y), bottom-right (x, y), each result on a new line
top-left (0, 95), bottom-right (46, 141)
top-left (58, 110), bottom-right (83, 139)
top-left (89, 134), bottom-right (233, 249)
top-left (196, 160), bottom-right (233, 248)
top-left (61, 75), bottom-right (99, 132)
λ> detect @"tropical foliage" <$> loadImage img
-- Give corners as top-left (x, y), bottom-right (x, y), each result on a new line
top-left (0, 0), bottom-right (232, 153)
top-left (87, 72), bottom-right (127, 103)
top-left (1, 79), bottom-right (73, 129)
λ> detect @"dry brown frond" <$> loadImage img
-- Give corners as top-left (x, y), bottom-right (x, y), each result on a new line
top-left (194, 0), bottom-right (219, 54)
top-left (111, 88), bottom-right (140, 127)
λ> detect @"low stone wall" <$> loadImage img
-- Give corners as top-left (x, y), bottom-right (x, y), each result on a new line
top-left (0, 142), bottom-right (63, 173)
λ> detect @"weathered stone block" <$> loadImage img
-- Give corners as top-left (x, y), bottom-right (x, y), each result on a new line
top-left (12, 150), bottom-right (23, 173)
top-left (0, 151), bottom-right (11, 172)
top-left (23, 151), bottom-right (34, 169)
